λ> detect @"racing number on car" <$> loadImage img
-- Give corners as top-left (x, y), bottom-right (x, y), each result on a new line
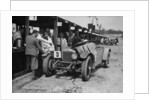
top-left (56, 52), bottom-right (59, 57)
top-left (54, 51), bottom-right (61, 58)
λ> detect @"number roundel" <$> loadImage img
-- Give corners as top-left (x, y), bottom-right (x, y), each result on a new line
top-left (54, 51), bottom-right (61, 58)
top-left (56, 52), bottom-right (59, 57)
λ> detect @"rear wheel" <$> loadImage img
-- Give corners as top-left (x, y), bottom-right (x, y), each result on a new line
top-left (43, 54), bottom-right (55, 77)
top-left (81, 56), bottom-right (93, 81)
top-left (103, 51), bottom-right (111, 68)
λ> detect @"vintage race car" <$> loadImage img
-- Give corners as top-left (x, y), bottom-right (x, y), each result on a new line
top-left (103, 38), bottom-right (110, 45)
top-left (42, 41), bottom-right (111, 81)
top-left (109, 38), bottom-right (119, 45)
top-left (104, 38), bottom-right (119, 45)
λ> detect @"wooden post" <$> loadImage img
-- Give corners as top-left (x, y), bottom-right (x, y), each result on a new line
top-left (69, 23), bottom-right (71, 36)
top-left (25, 16), bottom-right (29, 71)
top-left (53, 17), bottom-right (58, 50)
top-left (76, 28), bottom-right (79, 37)
top-left (25, 16), bottom-right (29, 38)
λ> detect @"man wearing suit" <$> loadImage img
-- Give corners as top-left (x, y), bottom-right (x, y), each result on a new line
top-left (25, 30), bottom-right (43, 80)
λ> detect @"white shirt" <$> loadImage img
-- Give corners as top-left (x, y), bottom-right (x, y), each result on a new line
top-left (37, 34), bottom-right (55, 52)
top-left (37, 34), bottom-right (49, 44)
top-left (57, 38), bottom-right (68, 50)
top-left (42, 37), bottom-right (55, 52)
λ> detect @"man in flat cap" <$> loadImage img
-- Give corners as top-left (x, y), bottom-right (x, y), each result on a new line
top-left (25, 30), bottom-right (43, 80)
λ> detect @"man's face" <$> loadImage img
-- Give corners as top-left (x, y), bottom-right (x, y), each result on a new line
top-left (44, 32), bottom-right (48, 37)
top-left (34, 32), bottom-right (38, 37)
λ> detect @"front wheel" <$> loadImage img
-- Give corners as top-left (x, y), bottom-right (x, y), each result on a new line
top-left (43, 54), bottom-right (55, 77)
top-left (81, 56), bottom-right (93, 81)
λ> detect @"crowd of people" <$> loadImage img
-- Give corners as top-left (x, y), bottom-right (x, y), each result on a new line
top-left (12, 29), bottom-right (25, 48)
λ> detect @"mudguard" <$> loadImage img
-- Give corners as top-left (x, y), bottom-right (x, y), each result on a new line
top-left (102, 48), bottom-right (111, 60)
top-left (42, 52), bottom-right (49, 57)
top-left (79, 51), bottom-right (89, 59)
top-left (42, 51), bottom-right (53, 58)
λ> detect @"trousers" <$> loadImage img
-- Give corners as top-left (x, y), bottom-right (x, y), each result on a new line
top-left (26, 55), bottom-right (38, 70)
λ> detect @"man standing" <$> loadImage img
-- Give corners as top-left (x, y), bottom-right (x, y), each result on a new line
top-left (12, 30), bottom-right (22, 48)
top-left (42, 31), bottom-right (55, 53)
top-left (57, 32), bottom-right (68, 50)
top-left (25, 30), bottom-right (43, 80)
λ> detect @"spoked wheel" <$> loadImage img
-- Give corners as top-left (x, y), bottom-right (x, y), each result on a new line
top-left (103, 51), bottom-right (111, 68)
top-left (43, 54), bottom-right (55, 77)
top-left (81, 56), bottom-right (93, 81)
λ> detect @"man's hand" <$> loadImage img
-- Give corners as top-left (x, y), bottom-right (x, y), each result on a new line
top-left (35, 39), bottom-right (44, 54)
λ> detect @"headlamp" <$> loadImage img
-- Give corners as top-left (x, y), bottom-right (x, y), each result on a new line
top-left (71, 53), bottom-right (77, 60)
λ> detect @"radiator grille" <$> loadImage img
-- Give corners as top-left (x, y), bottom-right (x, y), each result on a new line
top-left (62, 51), bottom-right (73, 62)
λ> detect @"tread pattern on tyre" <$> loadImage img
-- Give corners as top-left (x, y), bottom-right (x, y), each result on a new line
top-left (81, 56), bottom-right (92, 81)
top-left (43, 54), bottom-right (52, 76)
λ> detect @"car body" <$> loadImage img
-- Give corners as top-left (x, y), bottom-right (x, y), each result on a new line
top-left (42, 41), bottom-right (111, 81)
top-left (107, 38), bottom-right (119, 45)
top-left (103, 38), bottom-right (110, 45)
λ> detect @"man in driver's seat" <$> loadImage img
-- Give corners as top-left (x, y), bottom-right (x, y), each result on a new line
top-left (72, 32), bottom-right (82, 47)
top-left (57, 32), bottom-right (68, 50)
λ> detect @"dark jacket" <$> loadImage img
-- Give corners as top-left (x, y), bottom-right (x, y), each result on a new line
top-left (25, 35), bottom-right (41, 56)
top-left (72, 36), bottom-right (82, 46)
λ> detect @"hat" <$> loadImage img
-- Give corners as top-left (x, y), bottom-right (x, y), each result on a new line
top-left (33, 30), bottom-right (38, 33)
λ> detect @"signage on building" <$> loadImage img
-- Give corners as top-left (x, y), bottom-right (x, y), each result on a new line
top-left (84, 30), bottom-right (87, 33)
top-left (57, 22), bottom-right (62, 26)
top-left (70, 26), bottom-right (75, 30)
top-left (79, 29), bottom-right (82, 32)
top-left (29, 16), bottom-right (37, 21)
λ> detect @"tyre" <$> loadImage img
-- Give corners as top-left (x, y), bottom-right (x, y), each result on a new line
top-left (43, 54), bottom-right (55, 77)
top-left (103, 50), bottom-right (111, 68)
top-left (81, 56), bottom-right (93, 81)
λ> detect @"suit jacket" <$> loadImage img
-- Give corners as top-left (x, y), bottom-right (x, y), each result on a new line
top-left (25, 35), bottom-right (40, 56)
